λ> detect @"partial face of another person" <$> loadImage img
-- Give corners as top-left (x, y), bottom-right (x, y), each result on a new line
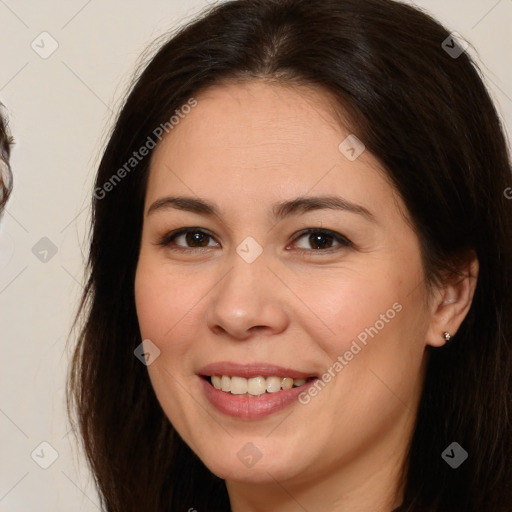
top-left (135, 81), bottom-right (443, 487)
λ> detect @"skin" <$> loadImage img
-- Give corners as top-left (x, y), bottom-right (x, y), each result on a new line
top-left (134, 80), bottom-right (478, 512)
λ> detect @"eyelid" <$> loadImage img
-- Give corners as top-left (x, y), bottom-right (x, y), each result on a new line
top-left (157, 227), bottom-right (353, 252)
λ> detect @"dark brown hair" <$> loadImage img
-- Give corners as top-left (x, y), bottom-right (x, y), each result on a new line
top-left (67, 0), bottom-right (512, 510)
top-left (0, 104), bottom-right (13, 212)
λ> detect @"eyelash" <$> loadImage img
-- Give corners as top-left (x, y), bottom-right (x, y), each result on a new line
top-left (157, 227), bottom-right (353, 254)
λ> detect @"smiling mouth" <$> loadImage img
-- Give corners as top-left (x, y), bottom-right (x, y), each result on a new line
top-left (202, 375), bottom-right (317, 396)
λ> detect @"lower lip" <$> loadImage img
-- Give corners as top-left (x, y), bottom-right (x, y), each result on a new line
top-left (199, 377), bottom-right (317, 419)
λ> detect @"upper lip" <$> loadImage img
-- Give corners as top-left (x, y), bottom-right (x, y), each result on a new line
top-left (197, 361), bottom-right (318, 380)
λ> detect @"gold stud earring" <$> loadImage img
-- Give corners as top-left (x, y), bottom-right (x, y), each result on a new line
top-left (443, 331), bottom-right (451, 342)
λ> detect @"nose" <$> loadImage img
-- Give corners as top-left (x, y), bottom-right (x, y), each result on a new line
top-left (206, 251), bottom-right (289, 340)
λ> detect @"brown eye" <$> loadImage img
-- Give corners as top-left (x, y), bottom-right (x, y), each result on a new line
top-left (291, 229), bottom-right (352, 252)
top-left (159, 228), bottom-right (219, 250)
top-left (182, 231), bottom-right (211, 247)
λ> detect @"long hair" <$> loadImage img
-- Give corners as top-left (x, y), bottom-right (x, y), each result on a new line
top-left (67, 1), bottom-right (512, 510)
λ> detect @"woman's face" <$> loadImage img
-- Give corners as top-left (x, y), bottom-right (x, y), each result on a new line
top-left (135, 81), bottom-right (439, 494)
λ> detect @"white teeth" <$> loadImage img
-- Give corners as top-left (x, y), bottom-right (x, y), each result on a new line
top-left (209, 375), bottom-right (312, 395)
top-left (266, 376), bottom-right (282, 393)
top-left (230, 376), bottom-right (248, 395)
top-left (221, 375), bottom-right (231, 392)
top-left (211, 375), bottom-right (222, 389)
top-left (281, 377), bottom-right (293, 390)
top-left (247, 376), bottom-right (267, 396)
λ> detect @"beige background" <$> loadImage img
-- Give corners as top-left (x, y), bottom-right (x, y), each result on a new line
top-left (0, 0), bottom-right (510, 510)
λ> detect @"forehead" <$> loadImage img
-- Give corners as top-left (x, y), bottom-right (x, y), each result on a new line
top-left (146, 80), bottom-right (401, 225)
top-left (154, 80), bottom-right (347, 163)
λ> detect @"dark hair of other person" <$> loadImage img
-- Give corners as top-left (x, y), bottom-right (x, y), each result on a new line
top-left (67, 0), bottom-right (512, 511)
top-left (0, 105), bottom-right (13, 212)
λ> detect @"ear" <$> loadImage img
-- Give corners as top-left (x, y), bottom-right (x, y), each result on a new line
top-left (425, 252), bottom-right (479, 348)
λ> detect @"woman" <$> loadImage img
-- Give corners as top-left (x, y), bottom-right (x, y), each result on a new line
top-left (68, 0), bottom-right (512, 510)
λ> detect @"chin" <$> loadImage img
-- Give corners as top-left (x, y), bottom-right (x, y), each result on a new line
top-left (197, 444), bottom-right (303, 484)
top-left (213, 462), bottom-right (294, 484)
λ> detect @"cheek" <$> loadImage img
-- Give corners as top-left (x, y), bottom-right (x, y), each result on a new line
top-left (328, 277), bottom-right (429, 413)
top-left (134, 254), bottom-right (212, 363)
top-left (294, 272), bottom-right (404, 360)
top-left (134, 259), bottom-right (188, 355)
top-left (134, 261), bottom-right (167, 340)
top-left (300, 257), bottom-right (428, 391)
top-left (134, 257), bottom-right (201, 432)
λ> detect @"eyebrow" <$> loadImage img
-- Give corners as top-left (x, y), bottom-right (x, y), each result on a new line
top-left (147, 195), bottom-right (376, 222)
